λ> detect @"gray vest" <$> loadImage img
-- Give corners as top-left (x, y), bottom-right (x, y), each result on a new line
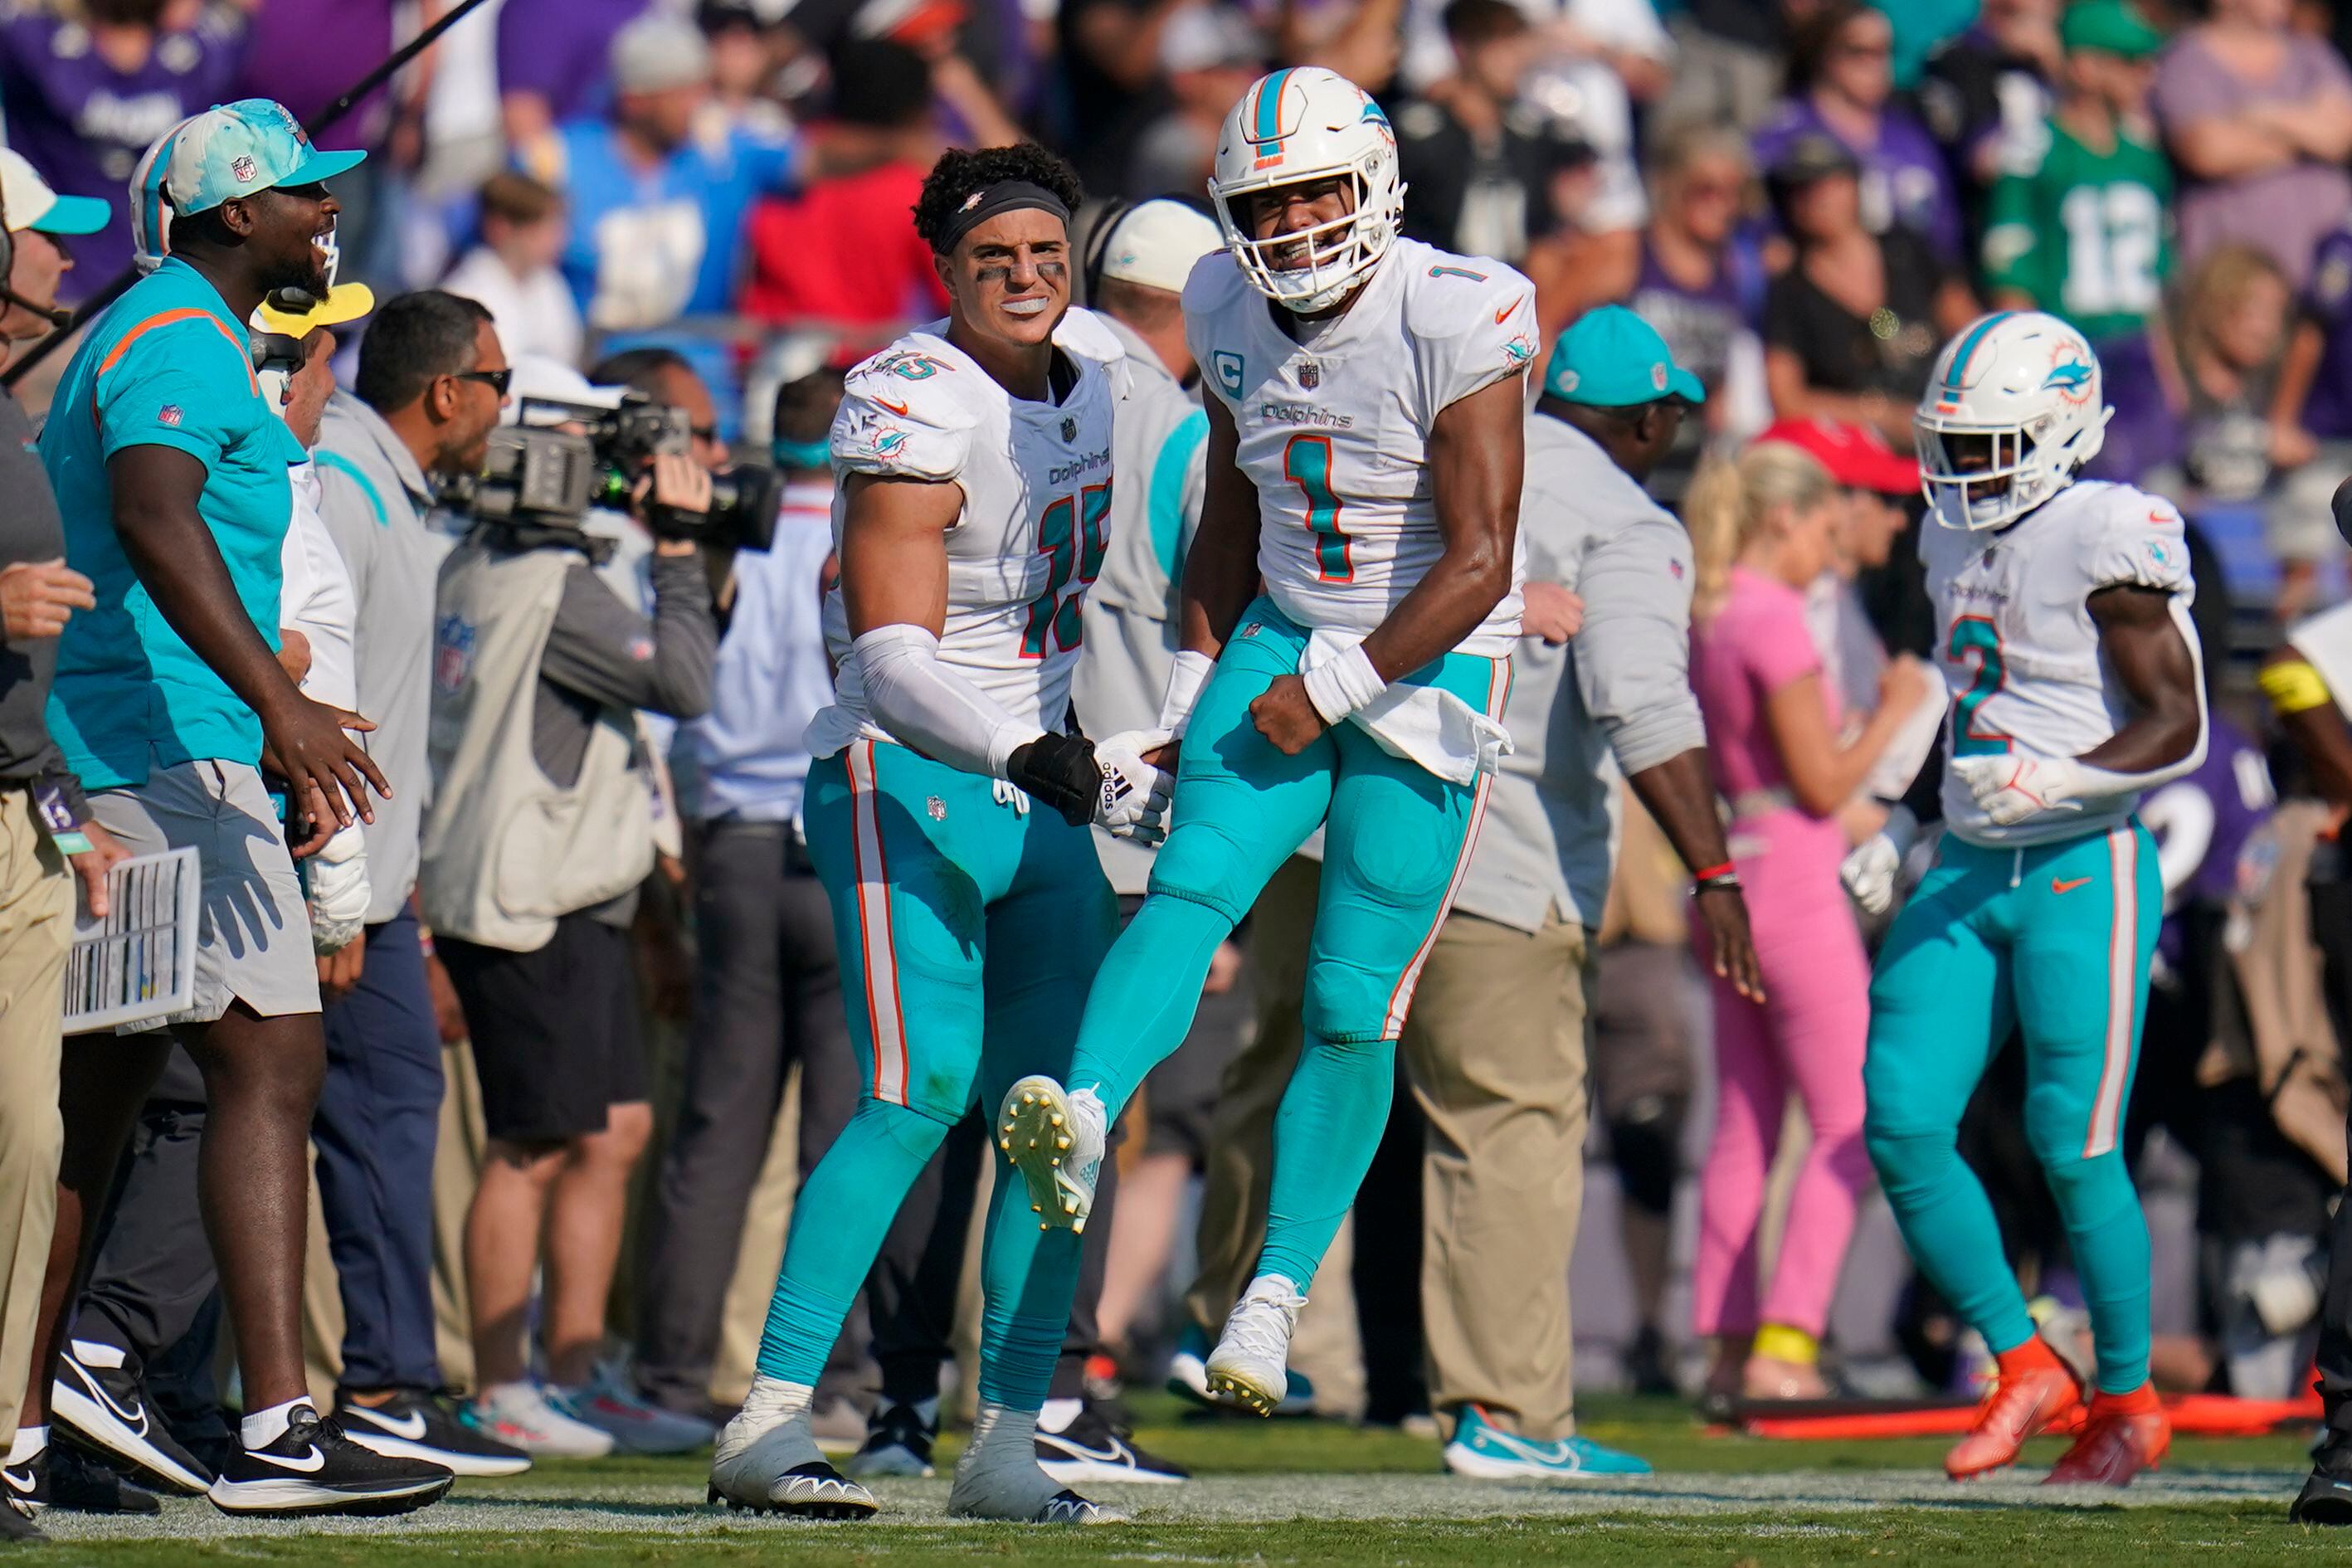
top-left (420, 539), bottom-right (654, 952)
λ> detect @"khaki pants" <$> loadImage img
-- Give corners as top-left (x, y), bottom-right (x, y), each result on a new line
top-left (0, 791), bottom-right (71, 1437)
top-left (1400, 909), bottom-right (1590, 1441)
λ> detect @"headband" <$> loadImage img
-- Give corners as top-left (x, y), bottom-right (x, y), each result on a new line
top-left (936, 180), bottom-right (1071, 256)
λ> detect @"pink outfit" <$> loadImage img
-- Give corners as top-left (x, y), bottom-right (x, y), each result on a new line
top-left (1686, 567), bottom-right (1873, 1338)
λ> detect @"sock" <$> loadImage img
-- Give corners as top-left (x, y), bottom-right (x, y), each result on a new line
top-left (976, 1142), bottom-right (1085, 1410)
top-left (754, 1098), bottom-right (947, 1384)
top-left (1038, 1397), bottom-right (1083, 1435)
top-left (1064, 894), bottom-right (1232, 1114)
top-left (241, 1397), bottom-right (309, 1451)
top-left (2088, 1382), bottom-right (2160, 1417)
top-left (962, 1402), bottom-right (1040, 1471)
top-left (6, 1428), bottom-right (45, 1465)
top-left (734, 1375), bottom-right (814, 1431)
top-left (1994, 1334), bottom-right (2064, 1381)
top-left (1257, 1030), bottom-right (1395, 1291)
top-left (1751, 1324), bottom-right (1819, 1366)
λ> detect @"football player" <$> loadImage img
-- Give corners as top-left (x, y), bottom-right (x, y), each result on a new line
top-left (996, 65), bottom-right (1542, 1415)
top-left (1844, 309), bottom-right (2207, 1487)
top-left (704, 143), bottom-right (1166, 1524)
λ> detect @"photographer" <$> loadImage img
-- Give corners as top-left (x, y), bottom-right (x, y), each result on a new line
top-left (420, 404), bottom-right (718, 1460)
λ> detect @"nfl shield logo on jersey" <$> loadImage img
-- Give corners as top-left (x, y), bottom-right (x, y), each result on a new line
top-left (927, 796), bottom-right (947, 821)
top-left (1299, 361), bottom-right (1321, 390)
top-left (433, 613), bottom-right (476, 694)
top-left (1060, 416), bottom-right (1077, 442)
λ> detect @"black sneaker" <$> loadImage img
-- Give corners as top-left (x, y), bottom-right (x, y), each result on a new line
top-left (0, 1498), bottom-right (41, 1543)
top-left (50, 1338), bottom-right (212, 1494)
top-left (1625, 1325), bottom-right (1678, 1398)
top-left (2, 1444), bottom-right (160, 1515)
top-left (2294, 1434), bottom-right (2352, 1525)
top-left (845, 1399), bottom-right (935, 1479)
top-left (335, 1390), bottom-right (532, 1478)
top-left (207, 1406), bottom-right (454, 1518)
top-left (1035, 1404), bottom-right (1187, 1485)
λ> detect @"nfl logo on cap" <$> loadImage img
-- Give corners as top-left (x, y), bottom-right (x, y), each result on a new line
top-left (1651, 363), bottom-right (1668, 392)
top-left (231, 155), bottom-right (256, 183)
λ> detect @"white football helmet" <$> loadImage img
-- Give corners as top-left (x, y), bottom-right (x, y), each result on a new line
top-left (1915, 309), bottom-right (2111, 531)
top-left (1208, 66), bottom-right (1405, 314)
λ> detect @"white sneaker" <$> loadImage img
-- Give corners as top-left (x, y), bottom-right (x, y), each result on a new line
top-left (561, 1366), bottom-right (717, 1455)
top-left (709, 1406), bottom-right (876, 1519)
top-left (465, 1383), bottom-right (615, 1459)
top-left (997, 1077), bottom-right (1105, 1234)
top-left (1205, 1276), bottom-right (1306, 1417)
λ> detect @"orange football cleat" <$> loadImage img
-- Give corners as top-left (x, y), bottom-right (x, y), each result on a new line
top-left (1945, 1351), bottom-right (2084, 1480)
top-left (2043, 1390), bottom-right (2169, 1487)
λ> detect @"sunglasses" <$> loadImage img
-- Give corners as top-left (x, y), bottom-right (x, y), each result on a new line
top-left (451, 367), bottom-right (512, 395)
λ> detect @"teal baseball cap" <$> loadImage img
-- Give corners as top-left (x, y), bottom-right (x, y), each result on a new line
top-left (1541, 305), bottom-right (1707, 408)
top-left (159, 98), bottom-right (365, 215)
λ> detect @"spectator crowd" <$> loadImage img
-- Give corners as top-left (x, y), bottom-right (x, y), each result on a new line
top-left (5, 0), bottom-right (2352, 1526)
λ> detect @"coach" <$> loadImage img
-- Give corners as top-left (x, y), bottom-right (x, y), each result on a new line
top-left (310, 291), bottom-right (527, 1475)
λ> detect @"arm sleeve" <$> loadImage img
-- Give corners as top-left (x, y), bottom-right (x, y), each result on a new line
top-left (538, 551), bottom-right (717, 719)
top-left (280, 471), bottom-right (360, 713)
top-left (855, 623), bottom-right (1041, 779)
top-left (830, 377), bottom-right (971, 481)
top-left (1568, 490), bottom-right (1710, 776)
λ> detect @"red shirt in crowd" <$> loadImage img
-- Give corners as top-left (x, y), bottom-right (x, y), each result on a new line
top-left (740, 161), bottom-right (951, 328)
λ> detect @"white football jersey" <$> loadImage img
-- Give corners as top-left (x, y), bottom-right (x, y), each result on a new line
top-left (806, 310), bottom-right (1121, 761)
top-left (1923, 479), bottom-right (2202, 847)
top-left (1184, 236), bottom-right (1536, 656)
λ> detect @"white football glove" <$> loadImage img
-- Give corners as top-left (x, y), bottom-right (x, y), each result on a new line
top-left (1093, 728), bottom-right (1175, 845)
top-left (304, 821), bottom-right (371, 955)
top-left (1840, 805), bottom-right (1918, 916)
top-left (1951, 750), bottom-right (2086, 827)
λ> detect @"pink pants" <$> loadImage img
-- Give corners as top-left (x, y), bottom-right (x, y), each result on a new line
top-left (1690, 811), bottom-right (1873, 1340)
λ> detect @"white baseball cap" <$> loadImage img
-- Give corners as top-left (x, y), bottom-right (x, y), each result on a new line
top-left (1098, 199), bottom-right (1223, 296)
top-left (611, 15), bottom-right (713, 95)
top-left (0, 147), bottom-right (108, 236)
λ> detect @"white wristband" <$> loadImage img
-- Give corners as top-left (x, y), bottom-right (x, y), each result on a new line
top-left (1158, 650), bottom-right (1215, 738)
top-left (1301, 644), bottom-right (1385, 726)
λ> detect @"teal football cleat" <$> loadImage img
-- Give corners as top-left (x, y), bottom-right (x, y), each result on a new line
top-left (1441, 1406), bottom-right (1653, 1481)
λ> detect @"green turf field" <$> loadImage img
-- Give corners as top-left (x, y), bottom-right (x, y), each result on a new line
top-left (22, 1395), bottom-right (2336, 1565)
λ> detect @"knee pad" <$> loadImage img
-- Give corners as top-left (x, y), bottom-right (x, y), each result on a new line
top-left (1301, 952), bottom-right (1398, 1044)
top-left (1609, 1099), bottom-right (1682, 1217)
top-left (1863, 1122), bottom-right (1953, 1205)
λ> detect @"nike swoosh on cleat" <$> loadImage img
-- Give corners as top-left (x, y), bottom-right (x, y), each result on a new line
top-left (68, 1359), bottom-right (149, 1439)
top-left (246, 1446), bottom-right (326, 1474)
top-left (352, 1409), bottom-right (429, 1442)
top-left (2, 1468), bottom-right (32, 1497)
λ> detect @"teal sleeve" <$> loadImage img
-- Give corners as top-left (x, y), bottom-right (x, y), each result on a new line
top-left (95, 324), bottom-right (253, 465)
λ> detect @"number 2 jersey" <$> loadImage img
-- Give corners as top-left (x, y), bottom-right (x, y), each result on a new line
top-left (1924, 479), bottom-right (2203, 849)
top-left (803, 309), bottom-right (1122, 762)
top-left (1182, 236), bottom-right (1536, 658)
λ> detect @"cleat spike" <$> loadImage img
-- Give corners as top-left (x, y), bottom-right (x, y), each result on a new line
top-left (1064, 1200), bottom-right (1077, 1212)
top-left (1049, 1114), bottom-right (1064, 1127)
top-left (1029, 1138), bottom-right (1039, 1148)
top-left (1057, 1137), bottom-right (1070, 1150)
top-left (1031, 1203), bottom-right (1041, 1212)
top-left (1021, 1092), bottom-right (1036, 1104)
top-left (1050, 1157), bottom-right (1060, 1166)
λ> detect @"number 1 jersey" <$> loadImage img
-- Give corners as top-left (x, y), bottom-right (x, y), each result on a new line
top-left (806, 311), bottom-right (1121, 762)
top-left (1924, 480), bottom-right (2199, 848)
top-left (1182, 237), bottom-right (1536, 657)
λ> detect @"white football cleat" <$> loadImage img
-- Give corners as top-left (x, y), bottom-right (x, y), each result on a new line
top-left (708, 1406), bottom-right (877, 1521)
top-left (998, 1076), bottom-right (1106, 1234)
top-left (947, 1405), bottom-right (1123, 1525)
top-left (1205, 1276), bottom-right (1307, 1417)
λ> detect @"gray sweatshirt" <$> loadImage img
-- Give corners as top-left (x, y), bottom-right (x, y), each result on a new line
top-left (1449, 413), bottom-right (1707, 935)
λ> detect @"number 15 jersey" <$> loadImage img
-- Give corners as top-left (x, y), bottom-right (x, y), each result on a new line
top-left (1182, 237), bottom-right (1536, 658)
top-left (1924, 479), bottom-right (2200, 848)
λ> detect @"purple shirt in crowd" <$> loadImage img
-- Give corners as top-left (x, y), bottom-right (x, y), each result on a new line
top-left (2296, 225), bottom-right (2352, 441)
top-left (0, 4), bottom-right (245, 292)
top-left (2152, 28), bottom-right (2352, 289)
top-left (495, 0), bottom-right (649, 126)
top-left (231, 0), bottom-right (394, 147)
top-left (1751, 95), bottom-right (1964, 265)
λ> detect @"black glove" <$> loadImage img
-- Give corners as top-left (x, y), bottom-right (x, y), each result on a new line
top-left (1006, 731), bottom-right (1101, 827)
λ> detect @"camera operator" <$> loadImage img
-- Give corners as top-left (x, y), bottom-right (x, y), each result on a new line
top-left (420, 398), bottom-right (719, 1460)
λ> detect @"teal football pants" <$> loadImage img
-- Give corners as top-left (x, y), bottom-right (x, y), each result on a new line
top-left (753, 738), bottom-right (1117, 1410)
top-left (1863, 821), bottom-right (2160, 1395)
top-left (1064, 596), bottom-right (1507, 1293)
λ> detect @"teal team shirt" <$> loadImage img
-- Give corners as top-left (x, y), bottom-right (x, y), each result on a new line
top-left (42, 257), bottom-right (303, 790)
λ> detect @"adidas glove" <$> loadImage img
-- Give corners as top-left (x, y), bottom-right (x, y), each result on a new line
top-left (1006, 732), bottom-right (1102, 827)
top-left (1951, 751), bottom-right (2086, 828)
top-left (1093, 729), bottom-right (1174, 845)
